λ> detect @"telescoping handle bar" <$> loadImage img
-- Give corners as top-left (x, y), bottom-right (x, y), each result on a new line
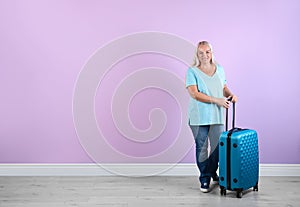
top-left (225, 97), bottom-right (235, 131)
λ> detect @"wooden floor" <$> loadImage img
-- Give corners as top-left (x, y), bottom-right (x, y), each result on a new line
top-left (0, 176), bottom-right (299, 207)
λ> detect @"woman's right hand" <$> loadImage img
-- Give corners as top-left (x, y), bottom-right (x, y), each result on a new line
top-left (213, 97), bottom-right (230, 108)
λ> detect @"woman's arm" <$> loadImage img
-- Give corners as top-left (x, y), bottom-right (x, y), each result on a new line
top-left (187, 85), bottom-right (230, 108)
top-left (223, 85), bottom-right (238, 103)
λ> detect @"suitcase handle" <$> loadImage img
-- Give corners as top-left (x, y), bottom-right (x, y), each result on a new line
top-left (225, 97), bottom-right (235, 131)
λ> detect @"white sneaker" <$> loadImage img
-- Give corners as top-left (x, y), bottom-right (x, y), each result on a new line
top-left (200, 183), bottom-right (210, 193)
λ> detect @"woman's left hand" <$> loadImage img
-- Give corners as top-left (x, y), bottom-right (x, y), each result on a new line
top-left (231, 95), bottom-right (238, 103)
top-left (229, 95), bottom-right (238, 103)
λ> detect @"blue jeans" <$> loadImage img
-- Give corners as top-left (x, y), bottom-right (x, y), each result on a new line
top-left (189, 124), bottom-right (224, 184)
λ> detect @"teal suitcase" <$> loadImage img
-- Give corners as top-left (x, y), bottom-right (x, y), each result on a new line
top-left (219, 102), bottom-right (259, 198)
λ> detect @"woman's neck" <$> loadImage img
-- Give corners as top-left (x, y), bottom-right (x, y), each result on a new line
top-left (201, 64), bottom-right (210, 69)
top-left (198, 63), bottom-right (216, 76)
top-left (199, 62), bottom-right (213, 70)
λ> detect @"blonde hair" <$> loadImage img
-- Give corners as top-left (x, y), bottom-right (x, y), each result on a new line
top-left (192, 41), bottom-right (217, 67)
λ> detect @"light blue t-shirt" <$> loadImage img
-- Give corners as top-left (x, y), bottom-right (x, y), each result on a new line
top-left (186, 64), bottom-right (227, 126)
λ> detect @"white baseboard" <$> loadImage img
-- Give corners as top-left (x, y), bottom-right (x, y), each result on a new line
top-left (0, 164), bottom-right (299, 176)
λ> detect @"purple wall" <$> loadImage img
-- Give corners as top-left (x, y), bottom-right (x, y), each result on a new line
top-left (0, 0), bottom-right (299, 164)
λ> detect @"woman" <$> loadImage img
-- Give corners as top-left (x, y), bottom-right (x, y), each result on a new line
top-left (185, 41), bottom-right (237, 193)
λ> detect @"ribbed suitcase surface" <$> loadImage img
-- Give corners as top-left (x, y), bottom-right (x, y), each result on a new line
top-left (219, 129), bottom-right (259, 191)
top-left (219, 101), bottom-right (259, 198)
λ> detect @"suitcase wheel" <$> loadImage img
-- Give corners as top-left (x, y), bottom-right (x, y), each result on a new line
top-left (253, 183), bottom-right (258, 191)
top-left (236, 190), bottom-right (243, 198)
top-left (220, 186), bottom-right (226, 196)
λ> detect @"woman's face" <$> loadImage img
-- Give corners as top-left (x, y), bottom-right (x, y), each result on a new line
top-left (197, 44), bottom-right (212, 65)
